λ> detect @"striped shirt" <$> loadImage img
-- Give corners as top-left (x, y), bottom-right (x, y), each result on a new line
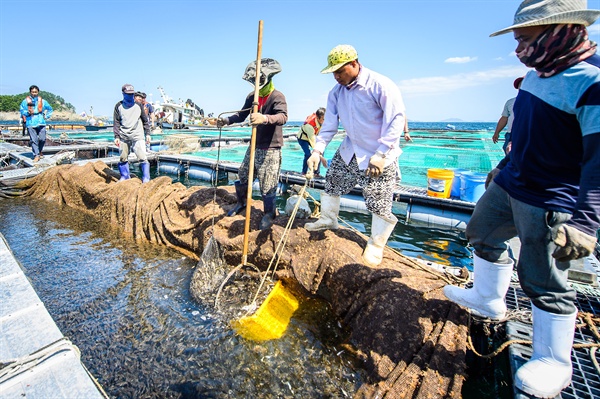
top-left (495, 55), bottom-right (600, 236)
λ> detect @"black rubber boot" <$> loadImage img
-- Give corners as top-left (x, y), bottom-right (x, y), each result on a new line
top-left (259, 193), bottom-right (277, 230)
top-left (227, 180), bottom-right (247, 217)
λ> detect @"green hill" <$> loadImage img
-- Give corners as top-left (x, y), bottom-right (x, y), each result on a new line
top-left (0, 91), bottom-right (76, 113)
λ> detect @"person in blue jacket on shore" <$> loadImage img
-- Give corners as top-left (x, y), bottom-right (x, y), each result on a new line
top-left (443, 1), bottom-right (600, 397)
top-left (20, 85), bottom-right (53, 163)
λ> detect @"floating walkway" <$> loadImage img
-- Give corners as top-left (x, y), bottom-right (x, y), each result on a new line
top-left (0, 233), bottom-right (107, 398)
top-left (505, 253), bottom-right (600, 398)
top-left (1, 140), bottom-right (476, 231)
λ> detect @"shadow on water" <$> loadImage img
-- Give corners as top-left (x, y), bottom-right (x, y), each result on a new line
top-left (0, 198), bottom-right (363, 398)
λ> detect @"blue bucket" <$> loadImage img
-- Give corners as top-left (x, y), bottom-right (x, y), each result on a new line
top-left (449, 168), bottom-right (469, 198)
top-left (460, 172), bottom-right (487, 203)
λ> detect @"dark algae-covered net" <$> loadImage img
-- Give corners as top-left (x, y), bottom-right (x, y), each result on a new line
top-left (7, 161), bottom-right (468, 398)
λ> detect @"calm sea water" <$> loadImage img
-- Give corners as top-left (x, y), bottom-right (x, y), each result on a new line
top-left (11, 121), bottom-right (503, 189)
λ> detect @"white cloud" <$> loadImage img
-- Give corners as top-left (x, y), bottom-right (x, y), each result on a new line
top-left (444, 56), bottom-right (478, 64)
top-left (398, 65), bottom-right (529, 96)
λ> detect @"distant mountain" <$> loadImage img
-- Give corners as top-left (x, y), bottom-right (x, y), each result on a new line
top-left (440, 118), bottom-right (464, 122)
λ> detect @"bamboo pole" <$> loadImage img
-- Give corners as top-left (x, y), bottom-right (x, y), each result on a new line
top-left (241, 20), bottom-right (263, 266)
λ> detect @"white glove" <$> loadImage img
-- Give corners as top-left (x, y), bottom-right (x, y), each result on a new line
top-left (307, 152), bottom-right (321, 173)
top-left (366, 154), bottom-right (385, 177)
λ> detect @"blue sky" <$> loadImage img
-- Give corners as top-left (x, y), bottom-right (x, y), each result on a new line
top-left (2, 0), bottom-right (600, 122)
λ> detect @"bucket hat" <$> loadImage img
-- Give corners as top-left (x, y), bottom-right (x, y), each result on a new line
top-left (122, 84), bottom-right (135, 94)
top-left (242, 58), bottom-right (282, 89)
top-left (490, 0), bottom-right (600, 37)
top-left (321, 45), bottom-right (358, 74)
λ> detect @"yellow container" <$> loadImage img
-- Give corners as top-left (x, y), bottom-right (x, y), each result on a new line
top-left (231, 280), bottom-right (299, 341)
top-left (427, 168), bottom-right (454, 198)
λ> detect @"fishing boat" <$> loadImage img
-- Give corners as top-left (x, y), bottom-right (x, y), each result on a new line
top-left (83, 107), bottom-right (112, 131)
top-left (155, 86), bottom-right (208, 129)
top-left (84, 124), bottom-right (113, 132)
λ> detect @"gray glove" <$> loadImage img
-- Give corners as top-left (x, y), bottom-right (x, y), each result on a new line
top-left (216, 117), bottom-right (229, 128)
top-left (485, 168), bottom-right (500, 189)
top-left (552, 224), bottom-right (597, 262)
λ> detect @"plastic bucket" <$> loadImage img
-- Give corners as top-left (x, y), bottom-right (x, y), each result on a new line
top-left (449, 168), bottom-right (469, 198)
top-left (460, 172), bottom-right (487, 203)
top-left (427, 168), bottom-right (454, 198)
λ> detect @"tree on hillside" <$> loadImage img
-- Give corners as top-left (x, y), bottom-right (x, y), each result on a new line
top-left (0, 91), bottom-right (76, 113)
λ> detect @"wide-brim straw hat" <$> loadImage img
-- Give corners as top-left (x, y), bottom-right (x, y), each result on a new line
top-left (490, 0), bottom-right (600, 37)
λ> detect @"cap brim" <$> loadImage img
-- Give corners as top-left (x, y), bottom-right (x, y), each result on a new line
top-left (321, 63), bottom-right (346, 74)
top-left (490, 10), bottom-right (600, 37)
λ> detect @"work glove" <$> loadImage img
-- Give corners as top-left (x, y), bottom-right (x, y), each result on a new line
top-left (250, 112), bottom-right (267, 125)
top-left (307, 152), bottom-right (321, 173)
top-left (485, 168), bottom-right (501, 189)
top-left (552, 224), bottom-right (597, 262)
top-left (216, 117), bottom-right (229, 128)
top-left (366, 153), bottom-right (385, 178)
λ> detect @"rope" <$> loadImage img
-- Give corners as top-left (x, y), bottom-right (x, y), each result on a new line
top-left (302, 189), bottom-right (468, 286)
top-left (465, 310), bottom-right (600, 359)
top-left (207, 108), bottom-right (252, 233)
top-left (244, 181), bottom-right (309, 316)
top-left (213, 179), bottom-right (308, 313)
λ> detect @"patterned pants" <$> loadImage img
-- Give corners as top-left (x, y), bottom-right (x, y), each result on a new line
top-left (324, 150), bottom-right (398, 221)
top-left (238, 147), bottom-right (281, 196)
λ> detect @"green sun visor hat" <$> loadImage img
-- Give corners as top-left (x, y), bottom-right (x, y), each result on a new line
top-left (321, 45), bottom-right (358, 74)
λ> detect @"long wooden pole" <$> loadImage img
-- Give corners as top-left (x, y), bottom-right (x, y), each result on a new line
top-left (241, 20), bottom-right (263, 266)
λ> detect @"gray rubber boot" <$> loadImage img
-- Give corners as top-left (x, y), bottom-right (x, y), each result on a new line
top-left (228, 180), bottom-right (247, 217)
top-left (259, 193), bottom-right (277, 230)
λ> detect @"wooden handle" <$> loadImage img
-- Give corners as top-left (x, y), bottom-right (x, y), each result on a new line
top-left (242, 20), bottom-right (263, 266)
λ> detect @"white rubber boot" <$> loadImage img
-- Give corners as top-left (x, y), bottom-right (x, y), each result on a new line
top-left (362, 214), bottom-right (397, 266)
top-left (443, 254), bottom-right (513, 320)
top-left (514, 304), bottom-right (577, 398)
top-left (305, 193), bottom-right (340, 231)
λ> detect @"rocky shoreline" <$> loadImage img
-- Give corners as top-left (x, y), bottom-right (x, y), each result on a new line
top-left (0, 111), bottom-right (86, 122)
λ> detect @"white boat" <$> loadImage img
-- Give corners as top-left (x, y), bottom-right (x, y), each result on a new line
top-left (84, 107), bottom-right (112, 131)
top-left (154, 87), bottom-right (215, 129)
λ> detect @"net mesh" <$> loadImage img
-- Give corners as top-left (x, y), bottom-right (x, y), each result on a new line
top-left (7, 161), bottom-right (468, 398)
